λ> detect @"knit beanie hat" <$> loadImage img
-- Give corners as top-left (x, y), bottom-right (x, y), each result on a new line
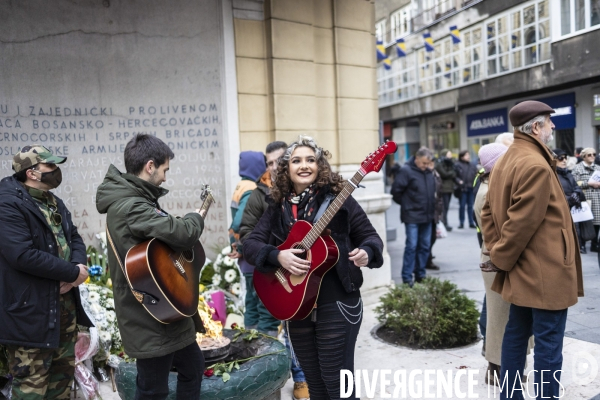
top-left (478, 143), bottom-right (508, 173)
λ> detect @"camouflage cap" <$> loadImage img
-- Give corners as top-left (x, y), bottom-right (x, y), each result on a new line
top-left (12, 144), bottom-right (67, 172)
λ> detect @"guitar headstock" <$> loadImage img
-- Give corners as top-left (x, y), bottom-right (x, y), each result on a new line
top-left (360, 141), bottom-right (398, 174)
top-left (200, 185), bottom-right (215, 213)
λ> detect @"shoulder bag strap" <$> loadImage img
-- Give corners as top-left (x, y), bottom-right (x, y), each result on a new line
top-left (105, 227), bottom-right (147, 305)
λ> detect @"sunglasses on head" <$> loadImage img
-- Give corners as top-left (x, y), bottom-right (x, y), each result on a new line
top-left (557, 155), bottom-right (567, 161)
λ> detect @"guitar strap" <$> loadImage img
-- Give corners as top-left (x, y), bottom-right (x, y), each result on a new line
top-left (313, 193), bottom-right (336, 222)
top-left (105, 227), bottom-right (153, 306)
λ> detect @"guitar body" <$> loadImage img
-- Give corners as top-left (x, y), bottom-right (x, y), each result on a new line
top-left (253, 220), bottom-right (340, 321)
top-left (125, 239), bottom-right (205, 324)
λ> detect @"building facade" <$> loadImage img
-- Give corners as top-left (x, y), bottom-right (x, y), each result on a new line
top-left (0, 0), bottom-right (392, 290)
top-left (376, 0), bottom-right (600, 162)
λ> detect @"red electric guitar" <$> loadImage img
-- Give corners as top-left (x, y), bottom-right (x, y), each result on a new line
top-left (253, 142), bottom-right (398, 320)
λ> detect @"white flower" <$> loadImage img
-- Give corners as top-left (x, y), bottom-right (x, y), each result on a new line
top-left (223, 256), bottom-right (234, 267)
top-left (90, 303), bottom-right (103, 315)
top-left (212, 274), bottom-right (222, 286)
top-left (106, 311), bottom-right (116, 322)
top-left (215, 254), bottom-right (223, 264)
top-left (221, 246), bottom-right (232, 255)
top-left (224, 269), bottom-right (237, 283)
top-left (100, 331), bottom-right (112, 343)
top-left (212, 263), bottom-right (220, 273)
top-left (231, 282), bottom-right (241, 295)
top-left (106, 299), bottom-right (115, 309)
top-left (87, 285), bottom-right (99, 292)
top-left (88, 292), bottom-right (100, 303)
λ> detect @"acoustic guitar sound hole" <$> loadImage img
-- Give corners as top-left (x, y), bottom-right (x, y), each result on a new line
top-left (292, 244), bottom-right (307, 260)
top-left (181, 249), bottom-right (194, 263)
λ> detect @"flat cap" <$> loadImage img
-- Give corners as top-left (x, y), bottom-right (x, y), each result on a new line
top-left (509, 100), bottom-right (555, 127)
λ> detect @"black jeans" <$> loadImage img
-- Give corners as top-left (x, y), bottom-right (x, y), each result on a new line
top-left (441, 193), bottom-right (452, 226)
top-left (288, 299), bottom-right (363, 400)
top-left (135, 341), bottom-right (205, 400)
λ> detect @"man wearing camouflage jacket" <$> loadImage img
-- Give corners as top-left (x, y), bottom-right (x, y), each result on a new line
top-left (0, 145), bottom-right (91, 399)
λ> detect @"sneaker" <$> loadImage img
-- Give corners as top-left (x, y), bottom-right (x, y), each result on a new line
top-left (580, 245), bottom-right (587, 254)
top-left (458, 224), bottom-right (464, 229)
top-left (425, 263), bottom-right (440, 270)
top-left (293, 381), bottom-right (310, 400)
top-left (446, 226), bottom-right (453, 232)
top-left (469, 224), bottom-right (477, 229)
top-left (591, 244), bottom-right (598, 253)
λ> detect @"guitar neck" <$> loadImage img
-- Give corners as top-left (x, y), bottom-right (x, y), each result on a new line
top-left (301, 170), bottom-right (365, 249)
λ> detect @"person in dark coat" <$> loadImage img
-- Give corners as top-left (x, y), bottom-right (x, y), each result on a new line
top-left (0, 145), bottom-right (92, 399)
top-left (455, 150), bottom-right (478, 228)
top-left (243, 136), bottom-right (384, 400)
top-left (391, 147), bottom-right (436, 285)
top-left (435, 148), bottom-right (456, 231)
top-left (426, 160), bottom-right (445, 270)
top-left (554, 148), bottom-right (586, 253)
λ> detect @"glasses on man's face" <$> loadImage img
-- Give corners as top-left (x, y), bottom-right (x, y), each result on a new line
top-left (587, 153), bottom-right (597, 157)
top-left (557, 156), bottom-right (567, 161)
top-left (47, 204), bottom-right (62, 226)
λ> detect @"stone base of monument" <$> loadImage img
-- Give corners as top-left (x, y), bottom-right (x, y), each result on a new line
top-left (114, 330), bottom-right (290, 399)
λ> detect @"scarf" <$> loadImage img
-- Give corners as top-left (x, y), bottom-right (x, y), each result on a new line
top-left (281, 184), bottom-right (320, 230)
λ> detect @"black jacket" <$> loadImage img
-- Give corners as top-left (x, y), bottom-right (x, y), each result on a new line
top-left (391, 157), bottom-right (436, 224)
top-left (0, 176), bottom-right (93, 348)
top-left (455, 160), bottom-right (478, 190)
top-left (435, 158), bottom-right (456, 194)
top-left (557, 167), bottom-right (585, 204)
top-left (243, 187), bottom-right (384, 294)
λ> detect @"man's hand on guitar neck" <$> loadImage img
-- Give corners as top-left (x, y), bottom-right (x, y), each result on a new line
top-left (277, 249), bottom-right (310, 276)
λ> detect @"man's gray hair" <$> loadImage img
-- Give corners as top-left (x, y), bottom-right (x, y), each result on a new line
top-left (415, 147), bottom-right (434, 159)
top-left (516, 115), bottom-right (547, 134)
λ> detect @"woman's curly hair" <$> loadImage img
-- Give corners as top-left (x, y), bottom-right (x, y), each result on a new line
top-left (271, 136), bottom-right (345, 203)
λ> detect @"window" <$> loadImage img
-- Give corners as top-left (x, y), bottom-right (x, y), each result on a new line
top-left (376, 0), bottom-right (554, 107)
top-left (486, 0), bottom-right (550, 77)
top-left (462, 26), bottom-right (483, 82)
top-left (378, 54), bottom-right (418, 105)
top-left (558, 0), bottom-right (600, 37)
top-left (376, 19), bottom-right (387, 44)
top-left (418, 36), bottom-right (462, 94)
top-left (390, 5), bottom-right (412, 40)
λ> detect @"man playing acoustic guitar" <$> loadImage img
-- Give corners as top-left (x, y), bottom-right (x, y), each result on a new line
top-left (96, 134), bottom-right (206, 399)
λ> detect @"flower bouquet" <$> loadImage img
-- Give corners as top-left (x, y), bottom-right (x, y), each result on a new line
top-left (199, 246), bottom-right (244, 316)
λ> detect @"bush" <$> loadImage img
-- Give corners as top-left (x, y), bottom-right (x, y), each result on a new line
top-left (375, 278), bottom-right (479, 349)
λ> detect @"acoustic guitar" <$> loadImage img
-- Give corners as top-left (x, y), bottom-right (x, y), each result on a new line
top-left (124, 185), bottom-right (215, 324)
top-left (253, 142), bottom-right (398, 320)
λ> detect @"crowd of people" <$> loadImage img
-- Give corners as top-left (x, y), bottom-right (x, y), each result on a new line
top-left (391, 100), bottom-right (585, 400)
top-left (0, 100), bottom-right (591, 400)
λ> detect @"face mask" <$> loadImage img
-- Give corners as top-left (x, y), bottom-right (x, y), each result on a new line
top-left (36, 167), bottom-right (62, 189)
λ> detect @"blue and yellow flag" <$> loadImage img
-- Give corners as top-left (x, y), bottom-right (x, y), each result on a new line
top-left (396, 38), bottom-right (406, 57)
top-left (376, 39), bottom-right (387, 61)
top-left (450, 26), bottom-right (461, 44)
top-left (383, 57), bottom-right (392, 70)
top-left (511, 34), bottom-right (518, 48)
top-left (423, 33), bottom-right (434, 52)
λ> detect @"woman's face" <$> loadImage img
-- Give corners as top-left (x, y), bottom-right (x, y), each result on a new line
top-left (289, 146), bottom-right (317, 193)
top-left (557, 155), bottom-right (567, 168)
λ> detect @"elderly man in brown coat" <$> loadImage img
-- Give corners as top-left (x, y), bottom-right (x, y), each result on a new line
top-left (480, 100), bottom-right (584, 400)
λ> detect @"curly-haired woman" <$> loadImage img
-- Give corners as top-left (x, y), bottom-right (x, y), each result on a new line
top-left (243, 136), bottom-right (384, 400)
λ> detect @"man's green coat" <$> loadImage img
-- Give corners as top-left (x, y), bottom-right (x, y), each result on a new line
top-left (96, 165), bottom-right (204, 359)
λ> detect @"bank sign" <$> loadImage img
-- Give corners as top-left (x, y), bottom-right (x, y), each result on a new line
top-left (467, 108), bottom-right (508, 137)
